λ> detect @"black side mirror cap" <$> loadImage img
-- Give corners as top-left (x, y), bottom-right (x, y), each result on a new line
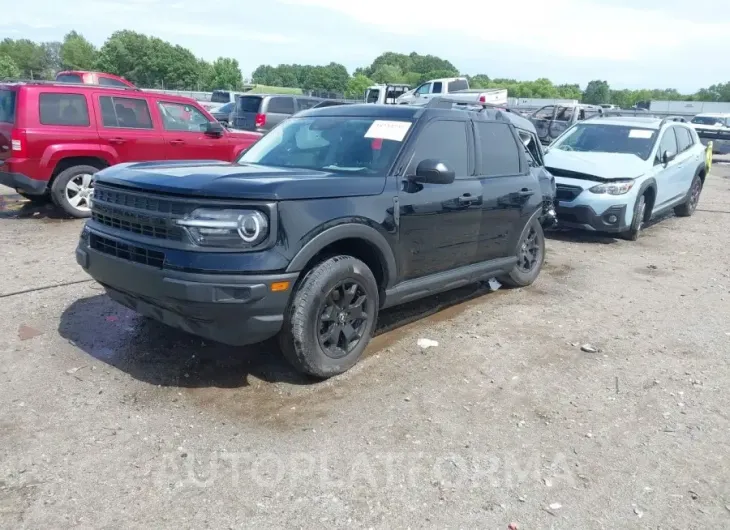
top-left (413, 159), bottom-right (456, 184)
top-left (662, 150), bottom-right (676, 164)
top-left (206, 121), bottom-right (225, 137)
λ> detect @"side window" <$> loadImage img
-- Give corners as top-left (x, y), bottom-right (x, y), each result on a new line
top-left (518, 130), bottom-right (542, 167)
top-left (39, 93), bottom-right (90, 126)
top-left (98, 77), bottom-right (129, 88)
top-left (657, 128), bottom-right (679, 161)
top-left (432, 82), bottom-right (443, 94)
top-left (296, 98), bottom-right (319, 111)
top-left (675, 126), bottom-right (693, 153)
top-left (475, 122), bottom-right (522, 176)
top-left (533, 106), bottom-right (555, 120)
top-left (415, 83), bottom-right (431, 95)
top-left (158, 101), bottom-right (211, 132)
top-left (267, 97), bottom-right (295, 114)
top-left (554, 107), bottom-right (574, 122)
top-left (99, 96), bottom-right (153, 129)
top-left (448, 79), bottom-right (468, 92)
top-left (407, 120), bottom-right (468, 177)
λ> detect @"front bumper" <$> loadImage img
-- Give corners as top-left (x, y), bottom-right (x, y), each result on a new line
top-left (555, 204), bottom-right (628, 233)
top-left (0, 162), bottom-right (48, 195)
top-left (76, 231), bottom-right (298, 347)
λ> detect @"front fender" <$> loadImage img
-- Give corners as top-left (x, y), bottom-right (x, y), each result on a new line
top-left (286, 222), bottom-right (398, 288)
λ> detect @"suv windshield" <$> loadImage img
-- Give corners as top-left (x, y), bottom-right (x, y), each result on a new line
top-left (238, 116), bottom-right (409, 174)
top-left (0, 89), bottom-right (16, 123)
top-left (691, 116), bottom-right (727, 126)
top-left (553, 123), bottom-right (658, 160)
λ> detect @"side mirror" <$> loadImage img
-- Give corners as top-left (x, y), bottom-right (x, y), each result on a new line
top-left (413, 159), bottom-right (455, 184)
top-left (662, 150), bottom-right (676, 164)
top-left (206, 121), bottom-right (225, 137)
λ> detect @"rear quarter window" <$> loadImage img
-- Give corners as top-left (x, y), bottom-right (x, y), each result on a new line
top-left (211, 91), bottom-right (231, 104)
top-left (39, 93), bottom-right (90, 126)
top-left (56, 74), bottom-right (84, 83)
top-left (448, 79), bottom-right (468, 92)
top-left (0, 89), bottom-right (16, 124)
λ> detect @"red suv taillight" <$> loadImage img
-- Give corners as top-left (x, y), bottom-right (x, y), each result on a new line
top-left (10, 129), bottom-right (27, 157)
top-left (255, 113), bottom-right (266, 128)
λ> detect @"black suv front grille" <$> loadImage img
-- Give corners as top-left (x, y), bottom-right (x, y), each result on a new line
top-left (555, 184), bottom-right (583, 202)
top-left (90, 233), bottom-right (165, 268)
top-left (91, 185), bottom-right (193, 241)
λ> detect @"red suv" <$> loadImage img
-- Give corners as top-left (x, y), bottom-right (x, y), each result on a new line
top-left (56, 71), bottom-right (137, 89)
top-left (0, 81), bottom-right (261, 217)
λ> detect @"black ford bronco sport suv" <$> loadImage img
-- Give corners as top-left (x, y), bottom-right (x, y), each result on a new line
top-left (76, 99), bottom-right (552, 377)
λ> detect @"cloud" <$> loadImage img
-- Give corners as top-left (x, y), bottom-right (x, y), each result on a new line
top-left (279, 0), bottom-right (730, 61)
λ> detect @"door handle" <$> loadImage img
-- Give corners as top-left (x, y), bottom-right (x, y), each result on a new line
top-left (458, 194), bottom-right (475, 204)
top-left (109, 137), bottom-right (126, 144)
top-left (518, 188), bottom-right (534, 196)
top-left (170, 140), bottom-right (185, 146)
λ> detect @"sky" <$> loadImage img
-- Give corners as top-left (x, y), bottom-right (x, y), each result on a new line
top-left (1, 0), bottom-right (729, 92)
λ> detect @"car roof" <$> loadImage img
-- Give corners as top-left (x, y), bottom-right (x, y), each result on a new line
top-left (0, 81), bottom-right (204, 106)
top-left (583, 116), bottom-right (668, 129)
top-left (694, 112), bottom-right (730, 117)
top-left (296, 103), bottom-right (422, 119)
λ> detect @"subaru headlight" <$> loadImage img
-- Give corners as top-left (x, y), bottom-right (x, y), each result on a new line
top-left (176, 209), bottom-right (269, 248)
top-left (588, 180), bottom-right (635, 195)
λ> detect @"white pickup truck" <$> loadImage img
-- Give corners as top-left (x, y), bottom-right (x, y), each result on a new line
top-left (395, 77), bottom-right (508, 106)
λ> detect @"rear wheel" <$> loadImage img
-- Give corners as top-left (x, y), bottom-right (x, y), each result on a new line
top-left (279, 256), bottom-right (379, 378)
top-left (498, 216), bottom-right (545, 288)
top-left (50, 165), bottom-right (99, 218)
top-left (674, 174), bottom-right (702, 217)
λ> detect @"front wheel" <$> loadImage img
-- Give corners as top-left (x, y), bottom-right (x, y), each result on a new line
top-left (498, 216), bottom-right (545, 288)
top-left (622, 194), bottom-right (646, 241)
top-left (279, 256), bottom-right (379, 378)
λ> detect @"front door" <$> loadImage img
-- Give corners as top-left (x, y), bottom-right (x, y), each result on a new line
top-left (156, 100), bottom-right (231, 161)
top-left (397, 118), bottom-right (482, 281)
top-left (473, 121), bottom-right (538, 261)
top-left (548, 106), bottom-right (575, 142)
top-left (94, 94), bottom-right (166, 162)
top-left (531, 105), bottom-right (556, 144)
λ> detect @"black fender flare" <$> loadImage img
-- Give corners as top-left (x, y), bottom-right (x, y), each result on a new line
top-left (509, 207), bottom-right (543, 255)
top-left (694, 161), bottom-right (708, 179)
top-left (286, 224), bottom-right (398, 288)
top-left (636, 177), bottom-right (657, 214)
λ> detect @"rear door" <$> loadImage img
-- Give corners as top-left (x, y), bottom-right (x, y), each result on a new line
top-left (0, 88), bottom-right (16, 165)
top-left (94, 94), bottom-right (166, 162)
top-left (397, 118), bottom-right (482, 280)
top-left (262, 96), bottom-right (295, 131)
top-left (473, 121), bottom-right (538, 261)
top-left (233, 95), bottom-right (263, 131)
top-left (156, 100), bottom-right (231, 161)
top-left (673, 125), bottom-right (702, 195)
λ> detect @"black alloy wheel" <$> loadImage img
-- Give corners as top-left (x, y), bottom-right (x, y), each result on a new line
top-left (317, 280), bottom-right (370, 359)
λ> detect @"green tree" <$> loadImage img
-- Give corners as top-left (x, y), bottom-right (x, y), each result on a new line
top-left (208, 57), bottom-right (243, 90)
top-left (371, 64), bottom-right (404, 84)
top-left (42, 41), bottom-right (62, 74)
top-left (0, 38), bottom-right (49, 78)
top-left (583, 80), bottom-right (610, 104)
top-left (60, 31), bottom-right (97, 71)
top-left (0, 54), bottom-right (21, 79)
top-left (345, 74), bottom-right (373, 99)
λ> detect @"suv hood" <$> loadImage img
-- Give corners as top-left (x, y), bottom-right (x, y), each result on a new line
top-left (94, 161), bottom-right (386, 200)
top-left (544, 149), bottom-right (647, 181)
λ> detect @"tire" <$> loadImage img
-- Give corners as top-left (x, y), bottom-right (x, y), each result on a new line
top-left (18, 192), bottom-right (50, 205)
top-left (50, 165), bottom-right (99, 218)
top-left (279, 256), bottom-right (379, 378)
top-left (622, 194), bottom-right (646, 241)
top-left (498, 215), bottom-right (545, 288)
top-left (674, 174), bottom-right (702, 217)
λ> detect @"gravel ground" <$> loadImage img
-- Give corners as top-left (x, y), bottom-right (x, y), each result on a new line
top-left (1, 164), bottom-right (729, 529)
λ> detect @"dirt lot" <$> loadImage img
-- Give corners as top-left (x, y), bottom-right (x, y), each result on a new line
top-left (1, 165), bottom-right (729, 529)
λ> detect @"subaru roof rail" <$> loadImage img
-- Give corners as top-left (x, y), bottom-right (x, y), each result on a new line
top-left (0, 79), bottom-right (142, 91)
top-left (659, 116), bottom-right (688, 126)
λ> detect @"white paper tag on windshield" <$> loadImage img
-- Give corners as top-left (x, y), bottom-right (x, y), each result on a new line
top-left (364, 120), bottom-right (411, 142)
top-left (629, 129), bottom-right (653, 139)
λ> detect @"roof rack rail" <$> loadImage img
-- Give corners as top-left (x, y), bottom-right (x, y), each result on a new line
top-left (0, 79), bottom-right (141, 91)
top-left (424, 96), bottom-right (515, 121)
top-left (659, 115), bottom-right (687, 126)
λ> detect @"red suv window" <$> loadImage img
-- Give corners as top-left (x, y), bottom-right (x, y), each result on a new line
top-left (39, 93), bottom-right (90, 127)
top-left (99, 96), bottom-right (153, 129)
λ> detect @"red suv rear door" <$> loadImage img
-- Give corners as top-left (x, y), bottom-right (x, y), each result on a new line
top-left (92, 93), bottom-right (166, 163)
top-left (155, 99), bottom-right (233, 161)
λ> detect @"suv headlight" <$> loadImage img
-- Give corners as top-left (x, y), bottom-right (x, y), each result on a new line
top-left (588, 180), bottom-right (635, 195)
top-left (176, 209), bottom-right (269, 248)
